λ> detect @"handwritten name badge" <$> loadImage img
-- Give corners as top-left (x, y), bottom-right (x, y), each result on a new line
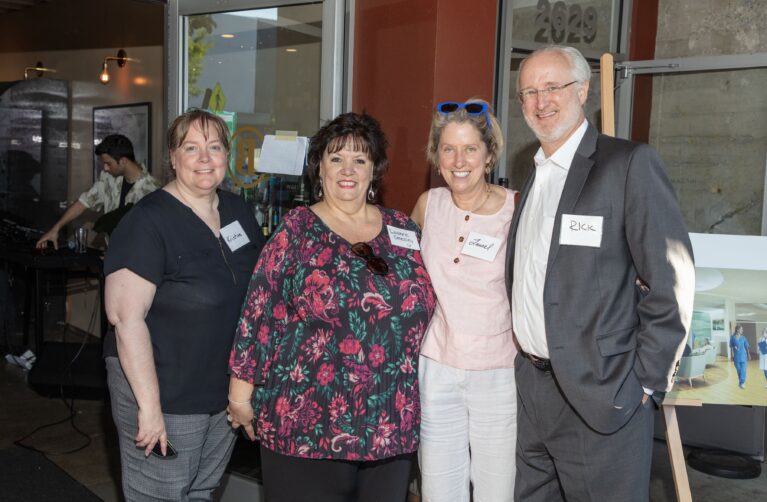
top-left (386, 225), bottom-right (420, 250)
top-left (559, 214), bottom-right (603, 248)
top-left (220, 220), bottom-right (250, 252)
top-left (460, 231), bottom-right (502, 262)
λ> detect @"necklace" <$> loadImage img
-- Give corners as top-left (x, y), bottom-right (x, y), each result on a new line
top-left (455, 184), bottom-right (491, 222)
top-left (469, 184), bottom-right (492, 213)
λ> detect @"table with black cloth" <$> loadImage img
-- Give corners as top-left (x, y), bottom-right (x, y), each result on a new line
top-left (0, 243), bottom-right (105, 356)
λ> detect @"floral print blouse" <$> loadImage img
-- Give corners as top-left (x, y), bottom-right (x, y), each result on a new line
top-left (230, 206), bottom-right (436, 461)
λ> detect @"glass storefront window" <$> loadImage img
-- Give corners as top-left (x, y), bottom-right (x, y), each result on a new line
top-left (496, 0), bottom-right (625, 183)
top-left (183, 3), bottom-right (323, 232)
top-left (615, 60), bottom-right (767, 399)
top-left (184, 4), bottom-right (322, 136)
top-left (509, 0), bottom-right (621, 54)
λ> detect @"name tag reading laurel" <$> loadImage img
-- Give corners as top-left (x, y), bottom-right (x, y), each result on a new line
top-left (559, 214), bottom-right (603, 247)
top-left (386, 225), bottom-right (420, 250)
top-left (220, 220), bottom-right (250, 252)
top-left (460, 232), bottom-right (502, 261)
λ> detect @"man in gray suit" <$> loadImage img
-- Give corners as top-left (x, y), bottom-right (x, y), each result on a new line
top-left (506, 45), bottom-right (695, 501)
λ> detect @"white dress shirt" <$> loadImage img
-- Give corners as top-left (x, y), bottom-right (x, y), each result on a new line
top-left (512, 119), bottom-right (588, 358)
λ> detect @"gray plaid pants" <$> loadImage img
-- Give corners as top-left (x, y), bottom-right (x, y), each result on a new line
top-left (106, 357), bottom-right (237, 501)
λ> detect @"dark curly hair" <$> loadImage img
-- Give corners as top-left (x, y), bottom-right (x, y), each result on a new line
top-left (306, 112), bottom-right (389, 201)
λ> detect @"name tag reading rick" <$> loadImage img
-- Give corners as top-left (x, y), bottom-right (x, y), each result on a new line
top-left (220, 220), bottom-right (250, 252)
top-left (559, 214), bottom-right (603, 248)
top-left (386, 225), bottom-right (420, 250)
top-left (461, 232), bottom-right (502, 262)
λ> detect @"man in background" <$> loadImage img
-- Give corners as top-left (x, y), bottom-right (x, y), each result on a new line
top-left (36, 134), bottom-right (160, 249)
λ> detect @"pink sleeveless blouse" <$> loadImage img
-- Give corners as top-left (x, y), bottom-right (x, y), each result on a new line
top-left (419, 187), bottom-right (517, 370)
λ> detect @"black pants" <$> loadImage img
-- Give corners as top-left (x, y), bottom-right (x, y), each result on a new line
top-left (260, 445), bottom-right (413, 502)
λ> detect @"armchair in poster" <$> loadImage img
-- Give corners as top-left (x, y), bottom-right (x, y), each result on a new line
top-left (665, 233), bottom-right (767, 406)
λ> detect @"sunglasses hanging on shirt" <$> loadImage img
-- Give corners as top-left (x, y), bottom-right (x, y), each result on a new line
top-left (351, 242), bottom-right (389, 276)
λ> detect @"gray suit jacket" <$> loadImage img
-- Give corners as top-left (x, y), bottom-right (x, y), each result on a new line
top-left (506, 123), bottom-right (695, 434)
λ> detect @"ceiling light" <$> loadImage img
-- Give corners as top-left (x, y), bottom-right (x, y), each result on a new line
top-left (221, 33), bottom-right (235, 38)
top-left (285, 48), bottom-right (298, 53)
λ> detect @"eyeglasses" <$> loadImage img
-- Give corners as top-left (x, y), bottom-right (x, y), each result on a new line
top-left (351, 242), bottom-right (389, 276)
top-left (517, 81), bottom-right (578, 103)
top-left (436, 101), bottom-right (490, 128)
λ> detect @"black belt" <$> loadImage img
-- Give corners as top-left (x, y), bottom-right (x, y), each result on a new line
top-left (519, 349), bottom-right (552, 371)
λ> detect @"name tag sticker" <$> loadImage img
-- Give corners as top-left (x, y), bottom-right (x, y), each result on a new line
top-left (460, 232), bottom-right (502, 262)
top-left (220, 220), bottom-right (250, 252)
top-left (386, 225), bottom-right (420, 250)
top-left (559, 214), bottom-right (603, 247)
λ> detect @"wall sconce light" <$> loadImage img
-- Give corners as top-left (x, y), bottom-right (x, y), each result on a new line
top-left (24, 61), bottom-right (57, 80)
top-left (99, 49), bottom-right (138, 85)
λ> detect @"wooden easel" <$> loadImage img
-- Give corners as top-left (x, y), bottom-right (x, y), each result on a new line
top-left (599, 52), bottom-right (696, 502)
top-left (661, 398), bottom-right (701, 502)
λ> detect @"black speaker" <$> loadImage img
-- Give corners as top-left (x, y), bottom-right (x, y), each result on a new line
top-left (28, 342), bottom-right (107, 400)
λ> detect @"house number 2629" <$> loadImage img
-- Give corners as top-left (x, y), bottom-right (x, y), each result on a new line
top-left (534, 0), bottom-right (598, 44)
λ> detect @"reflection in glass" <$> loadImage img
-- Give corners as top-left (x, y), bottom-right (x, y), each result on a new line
top-left (185, 4), bottom-right (322, 137)
top-left (647, 69), bottom-right (767, 235)
top-left (183, 3), bottom-right (322, 233)
top-left (510, 0), bottom-right (617, 53)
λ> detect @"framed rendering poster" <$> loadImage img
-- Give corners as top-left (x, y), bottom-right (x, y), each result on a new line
top-left (92, 102), bottom-right (151, 180)
top-left (665, 233), bottom-right (767, 406)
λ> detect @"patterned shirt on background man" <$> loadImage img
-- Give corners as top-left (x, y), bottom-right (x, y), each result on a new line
top-left (230, 206), bottom-right (436, 461)
top-left (78, 166), bottom-right (160, 213)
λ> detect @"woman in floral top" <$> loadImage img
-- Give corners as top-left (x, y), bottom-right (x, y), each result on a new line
top-left (228, 112), bottom-right (436, 501)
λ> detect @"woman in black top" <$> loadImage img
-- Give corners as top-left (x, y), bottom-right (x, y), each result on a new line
top-left (104, 109), bottom-right (264, 501)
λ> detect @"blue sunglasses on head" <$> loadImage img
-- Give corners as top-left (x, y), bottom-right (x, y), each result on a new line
top-left (436, 101), bottom-right (490, 128)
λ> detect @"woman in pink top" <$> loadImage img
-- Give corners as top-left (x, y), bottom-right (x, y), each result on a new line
top-left (411, 100), bottom-right (517, 502)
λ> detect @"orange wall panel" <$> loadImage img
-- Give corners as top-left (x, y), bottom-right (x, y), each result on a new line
top-left (628, 0), bottom-right (659, 144)
top-left (433, 0), bottom-right (497, 102)
top-left (353, 0), bottom-right (497, 213)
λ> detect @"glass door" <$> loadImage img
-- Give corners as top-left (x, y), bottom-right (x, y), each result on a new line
top-left (615, 54), bottom-right (767, 450)
top-left (615, 53), bottom-right (767, 236)
top-left (167, 0), bottom-right (346, 232)
top-left (495, 0), bottom-right (629, 186)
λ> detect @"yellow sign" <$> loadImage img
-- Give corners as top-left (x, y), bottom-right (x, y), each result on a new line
top-left (209, 83), bottom-right (227, 112)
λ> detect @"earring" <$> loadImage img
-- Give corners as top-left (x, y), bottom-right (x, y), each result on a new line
top-left (316, 179), bottom-right (323, 199)
top-left (367, 186), bottom-right (376, 201)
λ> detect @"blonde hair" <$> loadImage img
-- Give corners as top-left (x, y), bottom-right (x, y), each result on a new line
top-left (426, 99), bottom-right (504, 169)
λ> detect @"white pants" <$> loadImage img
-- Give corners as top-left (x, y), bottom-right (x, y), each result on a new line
top-left (418, 355), bottom-right (516, 502)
